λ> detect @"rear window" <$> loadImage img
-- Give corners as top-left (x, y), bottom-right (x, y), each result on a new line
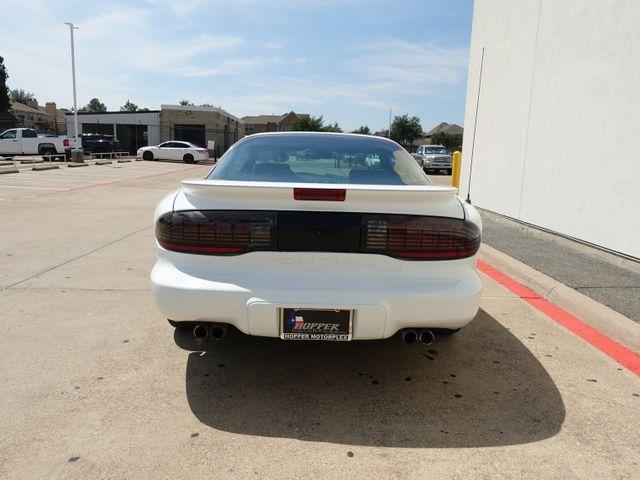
top-left (209, 133), bottom-right (431, 185)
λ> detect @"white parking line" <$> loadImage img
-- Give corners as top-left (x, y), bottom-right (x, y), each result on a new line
top-left (2, 167), bottom-right (196, 187)
top-left (38, 173), bottom-right (150, 181)
top-left (0, 175), bottom-right (106, 183)
top-left (46, 168), bottom-right (179, 178)
top-left (0, 185), bottom-right (68, 190)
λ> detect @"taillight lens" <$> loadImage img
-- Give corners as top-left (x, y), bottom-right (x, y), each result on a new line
top-left (156, 210), bottom-right (480, 260)
top-left (362, 214), bottom-right (480, 260)
top-left (63, 139), bottom-right (70, 147)
top-left (156, 211), bottom-right (275, 255)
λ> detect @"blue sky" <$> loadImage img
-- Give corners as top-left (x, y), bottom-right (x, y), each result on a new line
top-left (2, 0), bottom-right (474, 131)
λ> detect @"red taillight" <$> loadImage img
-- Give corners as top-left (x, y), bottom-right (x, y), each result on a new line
top-left (294, 188), bottom-right (346, 201)
top-left (156, 211), bottom-right (275, 255)
top-left (362, 215), bottom-right (480, 260)
top-left (156, 210), bottom-right (480, 260)
top-left (63, 138), bottom-right (70, 147)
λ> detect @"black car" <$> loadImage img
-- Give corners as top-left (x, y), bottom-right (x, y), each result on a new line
top-left (80, 134), bottom-right (121, 153)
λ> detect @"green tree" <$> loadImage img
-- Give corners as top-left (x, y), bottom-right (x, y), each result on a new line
top-left (430, 131), bottom-right (463, 151)
top-left (86, 98), bottom-right (107, 113)
top-left (322, 122), bottom-right (342, 133)
top-left (0, 56), bottom-right (12, 115)
top-left (351, 125), bottom-right (371, 135)
top-left (291, 115), bottom-right (324, 131)
top-left (390, 114), bottom-right (422, 148)
top-left (9, 88), bottom-right (35, 104)
top-left (179, 99), bottom-right (194, 106)
top-left (120, 99), bottom-right (139, 112)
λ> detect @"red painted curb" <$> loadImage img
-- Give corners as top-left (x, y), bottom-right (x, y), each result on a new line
top-left (478, 260), bottom-right (640, 376)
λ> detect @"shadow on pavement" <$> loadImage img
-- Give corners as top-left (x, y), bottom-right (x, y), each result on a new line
top-left (174, 309), bottom-right (565, 448)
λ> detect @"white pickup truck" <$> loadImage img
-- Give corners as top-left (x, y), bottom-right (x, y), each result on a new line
top-left (0, 128), bottom-right (78, 159)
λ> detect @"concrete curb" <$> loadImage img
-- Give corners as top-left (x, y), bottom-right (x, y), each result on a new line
top-left (479, 244), bottom-right (640, 353)
top-left (95, 160), bottom-right (113, 165)
top-left (32, 165), bottom-right (60, 171)
top-left (0, 161), bottom-right (14, 166)
top-left (68, 163), bottom-right (89, 168)
top-left (0, 168), bottom-right (19, 175)
top-left (117, 159), bottom-right (132, 163)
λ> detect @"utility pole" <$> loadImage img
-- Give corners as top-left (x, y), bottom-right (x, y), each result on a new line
top-left (388, 108), bottom-right (392, 138)
top-left (64, 22), bottom-right (80, 153)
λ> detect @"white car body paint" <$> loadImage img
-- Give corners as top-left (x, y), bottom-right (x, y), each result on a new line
top-left (151, 190), bottom-right (482, 340)
top-left (137, 141), bottom-right (208, 162)
top-left (151, 133), bottom-right (482, 340)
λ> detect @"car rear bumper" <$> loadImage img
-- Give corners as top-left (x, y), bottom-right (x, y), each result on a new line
top-left (150, 249), bottom-right (483, 340)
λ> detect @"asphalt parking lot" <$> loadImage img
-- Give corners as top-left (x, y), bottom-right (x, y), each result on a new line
top-left (0, 158), bottom-right (208, 201)
top-left (0, 162), bottom-right (638, 479)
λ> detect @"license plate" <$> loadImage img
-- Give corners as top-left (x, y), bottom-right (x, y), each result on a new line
top-left (280, 308), bottom-right (353, 341)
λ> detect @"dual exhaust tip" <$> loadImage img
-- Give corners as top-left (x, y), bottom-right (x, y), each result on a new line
top-left (401, 329), bottom-right (435, 345)
top-left (193, 323), bottom-right (227, 340)
top-left (193, 324), bottom-right (432, 344)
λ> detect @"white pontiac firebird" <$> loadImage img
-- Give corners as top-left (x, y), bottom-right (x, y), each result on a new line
top-left (151, 132), bottom-right (482, 344)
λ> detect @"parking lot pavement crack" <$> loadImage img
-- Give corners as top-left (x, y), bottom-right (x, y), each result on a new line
top-left (1, 225), bottom-right (152, 291)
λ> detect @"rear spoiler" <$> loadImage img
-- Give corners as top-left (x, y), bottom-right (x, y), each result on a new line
top-left (178, 179), bottom-right (463, 218)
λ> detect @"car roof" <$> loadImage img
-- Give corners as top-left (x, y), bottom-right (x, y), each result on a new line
top-left (162, 141), bottom-right (197, 146)
top-left (237, 131), bottom-right (403, 149)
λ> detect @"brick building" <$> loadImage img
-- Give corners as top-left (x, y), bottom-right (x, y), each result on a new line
top-left (11, 100), bottom-right (67, 134)
top-left (241, 111), bottom-right (308, 136)
top-left (160, 105), bottom-right (243, 156)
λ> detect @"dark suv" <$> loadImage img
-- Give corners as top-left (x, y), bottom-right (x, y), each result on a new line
top-left (80, 134), bottom-right (121, 153)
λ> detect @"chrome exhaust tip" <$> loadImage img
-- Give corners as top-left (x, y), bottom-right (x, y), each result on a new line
top-left (419, 329), bottom-right (435, 345)
top-left (401, 329), bottom-right (418, 344)
top-left (193, 324), bottom-right (208, 339)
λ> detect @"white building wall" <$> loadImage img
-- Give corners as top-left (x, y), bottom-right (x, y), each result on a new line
top-left (65, 111), bottom-right (160, 145)
top-left (460, 0), bottom-right (640, 259)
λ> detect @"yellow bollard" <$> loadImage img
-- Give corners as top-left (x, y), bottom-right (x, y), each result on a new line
top-left (451, 151), bottom-right (462, 189)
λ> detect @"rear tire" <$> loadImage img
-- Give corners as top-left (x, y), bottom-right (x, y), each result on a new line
top-left (40, 146), bottom-right (56, 160)
top-left (183, 153), bottom-right (194, 164)
top-left (142, 150), bottom-right (154, 161)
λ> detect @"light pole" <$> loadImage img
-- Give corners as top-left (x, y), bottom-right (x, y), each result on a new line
top-left (64, 21), bottom-right (80, 154)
